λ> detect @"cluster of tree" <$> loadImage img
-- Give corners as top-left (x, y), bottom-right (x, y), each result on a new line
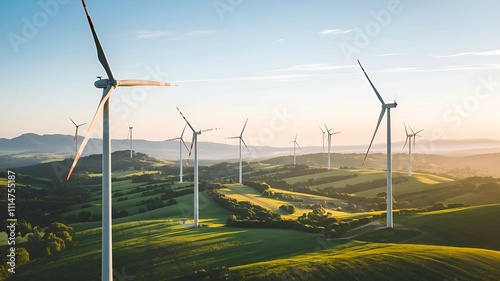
top-left (262, 190), bottom-right (303, 202)
top-left (211, 190), bottom-right (374, 238)
top-left (292, 174), bottom-right (358, 188)
top-left (160, 188), bottom-right (193, 200)
top-left (342, 177), bottom-right (408, 193)
top-left (0, 181), bottom-right (91, 227)
top-left (279, 204), bottom-right (296, 214)
top-left (136, 197), bottom-right (178, 212)
top-left (212, 192), bottom-right (281, 221)
top-left (244, 181), bottom-right (272, 193)
top-left (297, 205), bottom-right (375, 237)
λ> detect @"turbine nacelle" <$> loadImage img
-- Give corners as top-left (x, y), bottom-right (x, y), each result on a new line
top-left (383, 103), bottom-right (397, 109)
top-left (94, 78), bottom-right (113, 88)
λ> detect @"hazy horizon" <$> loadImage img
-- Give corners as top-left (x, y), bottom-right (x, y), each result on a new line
top-left (1, 0), bottom-right (499, 148)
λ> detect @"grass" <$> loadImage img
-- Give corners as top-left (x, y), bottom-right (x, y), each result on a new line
top-left (230, 241), bottom-right (500, 280)
top-left (219, 184), bottom-right (349, 219)
top-left (396, 204), bottom-right (500, 250)
top-left (9, 222), bottom-right (328, 281)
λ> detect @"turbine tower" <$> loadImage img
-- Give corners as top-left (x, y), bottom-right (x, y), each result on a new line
top-left (66, 1), bottom-right (176, 279)
top-left (226, 118), bottom-right (249, 184)
top-left (324, 123), bottom-right (340, 170)
top-left (176, 107), bottom-right (218, 227)
top-left (122, 122), bottom-right (133, 158)
top-left (403, 124), bottom-right (423, 176)
top-left (69, 117), bottom-right (86, 156)
top-left (320, 126), bottom-right (326, 153)
top-left (166, 124), bottom-right (189, 183)
top-left (358, 59), bottom-right (397, 229)
top-left (291, 133), bottom-right (301, 165)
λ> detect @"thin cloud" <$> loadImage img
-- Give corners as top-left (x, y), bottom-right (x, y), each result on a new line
top-left (376, 53), bottom-right (407, 57)
top-left (380, 64), bottom-right (500, 73)
top-left (319, 29), bottom-right (353, 35)
top-left (274, 63), bottom-right (356, 72)
top-left (133, 29), bottom-right (217, 40)
top-left (271, 38), bottom-right (284, 44)
top-left (133, 30), bottom-right (176, 40)
top-left (185, 30), bottom-right (218, 36)
top-left (437, 49), bottom-right (500, 58)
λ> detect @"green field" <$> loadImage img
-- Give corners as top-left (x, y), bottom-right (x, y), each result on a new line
top-left (3, 157), bottom-right (500, 280)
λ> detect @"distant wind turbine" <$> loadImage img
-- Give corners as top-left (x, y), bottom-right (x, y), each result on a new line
top-left (403, 123), bottom-right (423, 176)
top-left (122, 122), bottom-right (133, 158)
top-left (226, 118), bottom-right (249, 184)
top-left (177, 107), bottom-right (219, 227)
top-left (66, 1), bottom-right (176, 279)
top-left (165, 124), bottom-right (189, 183)
top-left (319, 126), bottom-right (326, 153)
top-left (291, 133), bottom-right (301, 165)
top-left (358, 59), bottom-right (397, 229)
top-left (69, 117), bottom-right (86, 156)
top-left (324, 123), bottom-right (340, 170)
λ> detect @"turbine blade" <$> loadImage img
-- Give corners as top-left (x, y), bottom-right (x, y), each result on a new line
top-left (363, 108), bottom-right (386, 165)
top-left (240, 118), bottom-right (249, 136)
top-left (118, 80), bottom-right (177, 87)
top-left (201, 128), bottom-right (219, 133)
top-left (225, 136), bottom-right (239, 139)
top-left (409, 125), bottom-right (415, 135)
top-left (332, 131), bottom-right (341, 135)
top-left (81, 0), bottom-right (114, 80)
top-left (69, 117), bottom-right (77, 126)
top-left (404, 122), bottom-right (408, 136)
top-left (320, 126), bottom-right (325, 134)
top-left (181, 139), bottom-right (189, 151)
top-left (67, 86), bottom-right (115, 180)
top-left (415, 129), bottom-right (424, 135)
top-left (324, 123), bottom-right (330, 132)
top-left (241, 138), bottom-right (249, 151)
top-left (78, 123), bottom-right (87, 127)
top-left (403, 136), bottom-right (409, 149)
top-left (180, 123), bottom-right (187, 138)
top-left (294, 133), bottom-right (298, 142)
top-left (165, 137), bottom-right (181, 142)
top-left (176, 107), bottom-right (196, 133)
top-left (184, 134), bottom-right (195, 170)
top-left (296, 141), bottom-right (302, 150)
top-left (357, 59), bottom-right (385, 105)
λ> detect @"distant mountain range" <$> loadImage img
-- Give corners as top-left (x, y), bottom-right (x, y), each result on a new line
top-left (1, 133), bottom-right (500, 169)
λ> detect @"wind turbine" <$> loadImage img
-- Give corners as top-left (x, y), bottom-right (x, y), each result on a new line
top-left (226, 118), bottom-right (249, 184)
top-left (69, 117), bottom-right (86, 156)
top-left (66, 1), bottom-right (176, 280)
top-left (403, 124), bottom-right (423, 176)
top-left (291, 133), bottom-right (301, 165)
top-left (358, 59), bottom-right (397, 229)
top-left (324, 123), bottom-right (340, 170)
top-left (176, 107), bottom-right (218, 227)
top-left (122, 122), bottom-right (133, 158)
top-left (165, 124), bottom-right (189, 183)
top-left (320, 126), bottom-right (326, 153)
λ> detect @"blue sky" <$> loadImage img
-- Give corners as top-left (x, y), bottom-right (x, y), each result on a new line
top-left (1, 0), bottom-right (499, 150)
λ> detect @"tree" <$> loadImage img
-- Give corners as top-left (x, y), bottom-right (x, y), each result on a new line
top-left (17, 220), bottom-right (32, 237)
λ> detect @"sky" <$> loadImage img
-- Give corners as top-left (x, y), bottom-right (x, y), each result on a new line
top-left (1, 0), bottom-right (499, 151)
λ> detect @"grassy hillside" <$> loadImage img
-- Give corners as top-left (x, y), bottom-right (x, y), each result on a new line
top-left (231, 241), bottom-right (500, 281)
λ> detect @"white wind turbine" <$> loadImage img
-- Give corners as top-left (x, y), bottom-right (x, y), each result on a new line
top-left (320, 126), bottom-right (326, 153)
top-left (66, 1), bottom-right (176, 279)
top-left (403, 123), bottom-right (423, 176)
top-left (176, 107), bottom-right (219, 227)
top-left (69, 117), bottom-right (86, 156)
top-left (324, 123), bottom-right (340, 170)
top-left (226, 118), bottom-right (249, 184)
top-left (358, 59), bottom-right (397, 229)
top-left (122, 122), bottom-right (133, 158)
top-left (291, 133), bottom-right (301, 165)
top-left (165, 124), bottom-right (189, 183)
